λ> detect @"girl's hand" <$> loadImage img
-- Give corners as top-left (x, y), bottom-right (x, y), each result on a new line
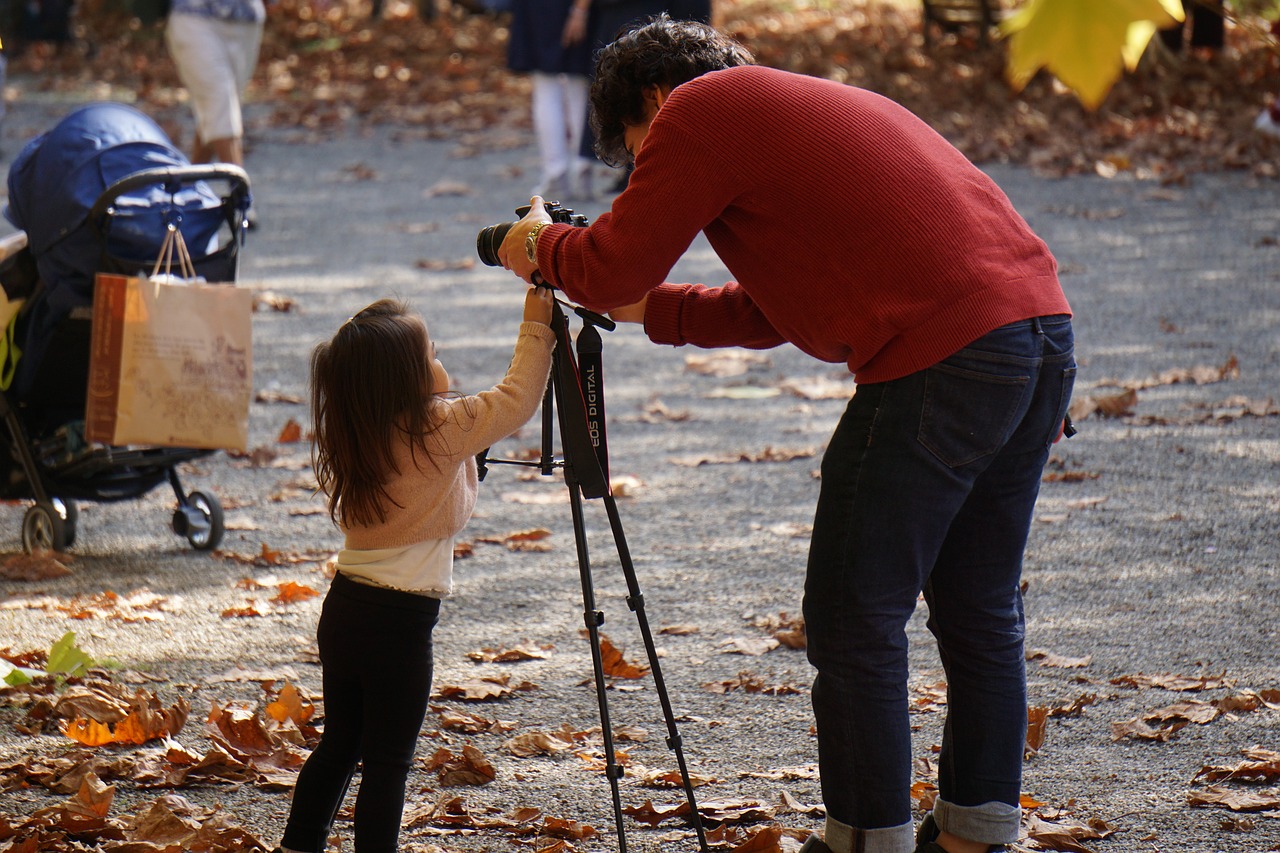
top-left (608, 294), bottom-right (648, 324)
top-left (498, 196), bottom-right (552, 284)
top-left (524, 286), bottom-right (555, 326)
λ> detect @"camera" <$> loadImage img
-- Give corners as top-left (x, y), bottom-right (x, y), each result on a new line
top-left (476, 201), bottom-right (590, 267)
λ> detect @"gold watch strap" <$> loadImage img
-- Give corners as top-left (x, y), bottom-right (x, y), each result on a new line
top-left (526, 221), bottom-right (550, 261)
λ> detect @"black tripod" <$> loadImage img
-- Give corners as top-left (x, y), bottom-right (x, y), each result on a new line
top-left (478, 298), bottom-right (709, 853)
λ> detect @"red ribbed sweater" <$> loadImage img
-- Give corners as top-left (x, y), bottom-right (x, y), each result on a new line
top-left (538, 65), bottom-right (1071, 383)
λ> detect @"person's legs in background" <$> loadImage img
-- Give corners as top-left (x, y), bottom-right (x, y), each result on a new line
top-left (165, 12), bottom-right (262, 224)
top-left (531, 72), bottom-right (590, 199)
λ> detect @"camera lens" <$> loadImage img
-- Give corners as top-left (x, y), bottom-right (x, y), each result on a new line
top-left (476, 222), bottom-right (512, 267)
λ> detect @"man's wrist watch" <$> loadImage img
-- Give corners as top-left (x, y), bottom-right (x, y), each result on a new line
top-left (525, 221), bottom-right (550, 264)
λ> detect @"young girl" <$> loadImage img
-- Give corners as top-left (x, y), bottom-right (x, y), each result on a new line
top-left (274, 288), bottom-right (556, 853)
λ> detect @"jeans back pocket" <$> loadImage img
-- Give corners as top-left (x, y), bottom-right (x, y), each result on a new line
top-left (918, 361), bottom-right (1031, 468)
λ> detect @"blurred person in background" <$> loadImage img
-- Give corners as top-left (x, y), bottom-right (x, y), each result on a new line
top-left (507, 0), bottom-right (595, 199)
top-left (165, 0), bottom-right (265, 221)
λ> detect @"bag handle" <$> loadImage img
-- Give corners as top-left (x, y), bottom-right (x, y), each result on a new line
top-left (151, 224), bottom-right (198, 282)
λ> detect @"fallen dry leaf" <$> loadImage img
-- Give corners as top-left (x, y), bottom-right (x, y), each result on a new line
top-left (1195, 747), bottom-right (1280, 785)
top-left (684, 350), bottom-right (771, 377)
top-left (425, 744), bottom-right (496, 786)
top-left (704, 672), bottom-right (805, 696)
top-left (425, 179), bottom-right (472, 197)
top-left (466, 642), bottom-right (553, 663)
top-left (1110, 717), bottom-right (1189, 742)
top-left (1110, 672), bottom-right (1234, 691)
top-left (1025, 705), bottom-right (1049, 756)
top-left (780, 375), bottom-right (854, 400)
top-left (671, 446), bottom-right (817, 467)
top-left (255, 389), bottom-right (304, 404)
top-left (740, 765), bottom-right (820, 782)
top-left (264, 682), bottom-right (314, 727)
top-left (718, 637), bottom-right (782, 656)
top-left (1076, 387), bottom-right (1139, 420)
top-left (599, 635), bottom-right (649, 680)
top-left (276, 418), bottom-right (304, 443)
top-left (1112, 354), bottom-right (1242, 389)
top-left (1187, 784), bottom-right (1280, 812)
top-left (640, 398), bottom-right (691, 423)
top-left (1026, 649), bottom-right (1093, 668)
top-left (252, 291), bottom-right (296, 313)
top-left (1022, 812), bottom-right (1116, 853)
top-left (0, 551), bottom-right (74, 581)
top-left (270, 581), bottom-right (320, 605)
top-left (434, 674), bottom-right (537, 702)
top-left (434, 707), bottom-right (518, 735)
top-left (635, 766), bottom-right (719, 789)
top-left (415, 256), bottom-right (476, 271)
top-left (503, 730), bottom-right (577, 758)
top-left (751, 612), bottom-right (807, 649)
top-left (476, 527), bottom-right (553, 552)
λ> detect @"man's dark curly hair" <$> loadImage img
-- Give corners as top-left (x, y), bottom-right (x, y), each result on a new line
top-left (589, 14), bottom-right (755, 168)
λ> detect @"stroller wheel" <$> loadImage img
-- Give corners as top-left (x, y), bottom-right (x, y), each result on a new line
top-left (173, 490), bottom-right (225, 551)
top-left (22, 503), bottom-right (69, 553)
top-left (53, 498), bottom-right (79, 548)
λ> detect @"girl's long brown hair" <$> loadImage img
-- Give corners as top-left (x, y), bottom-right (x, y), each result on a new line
top-left (310, 299), bottom-right (438, 528)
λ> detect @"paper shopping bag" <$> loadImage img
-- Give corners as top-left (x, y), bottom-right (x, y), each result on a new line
top-left (85, 272), bottom-right (253, 451)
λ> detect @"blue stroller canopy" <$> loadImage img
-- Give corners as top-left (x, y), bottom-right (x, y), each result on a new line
top-left (5, 101), bottom-right (223, 260)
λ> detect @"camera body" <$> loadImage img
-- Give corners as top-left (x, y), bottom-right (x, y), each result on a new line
top-left (476, 201), bottom-right (590, 267)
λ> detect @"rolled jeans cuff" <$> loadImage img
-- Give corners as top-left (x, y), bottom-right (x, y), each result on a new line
top-left (825, 814), bottom-right (914, 853)
top-left (933, 797), bottom-right (1021, 845)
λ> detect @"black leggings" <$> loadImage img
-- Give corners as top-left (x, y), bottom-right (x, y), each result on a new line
top-left (281, 572), bottom-right (441, 853)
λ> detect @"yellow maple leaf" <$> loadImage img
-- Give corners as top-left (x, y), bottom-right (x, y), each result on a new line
top-left (62, 712), bottom-right (159, 746)
top-left (1001, 0), bottom-right (1184, 110)
top-left (266, 681), bottom-right (316, 726)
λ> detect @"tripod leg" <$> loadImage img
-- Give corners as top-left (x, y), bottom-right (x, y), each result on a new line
top-left (603, 494), bottom-right (710, 853)
top-left (567, 482), bottom-right (630, 852)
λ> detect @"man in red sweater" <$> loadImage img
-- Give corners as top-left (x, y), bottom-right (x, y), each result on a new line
top-left (499, 17), bottom-right (1075, 853)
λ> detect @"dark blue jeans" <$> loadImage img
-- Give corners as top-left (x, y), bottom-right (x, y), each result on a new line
top-left (282, 572), bottom-right (441, 853)
top-left (804, 315), bottom-right (1075, 849)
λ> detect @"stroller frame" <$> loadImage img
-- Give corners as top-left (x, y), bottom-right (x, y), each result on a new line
top-left (4, 163), bottom-right (251, 554)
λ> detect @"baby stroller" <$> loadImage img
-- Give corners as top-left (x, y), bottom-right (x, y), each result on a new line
top-left (0, 102), bottom-right (251, 553)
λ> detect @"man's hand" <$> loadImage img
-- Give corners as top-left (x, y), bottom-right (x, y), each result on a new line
top-left (498, 196), bottom-right (552, 285)
top-left (608, 294), bottom-right (648, 324)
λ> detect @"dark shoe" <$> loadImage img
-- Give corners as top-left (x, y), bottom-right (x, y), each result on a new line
top-left (917, 813), bottom-right (939, 844)
top-left (915, 813), bottom-right (948, 852)
top-left (799, 835), bottom-right (834, 853)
